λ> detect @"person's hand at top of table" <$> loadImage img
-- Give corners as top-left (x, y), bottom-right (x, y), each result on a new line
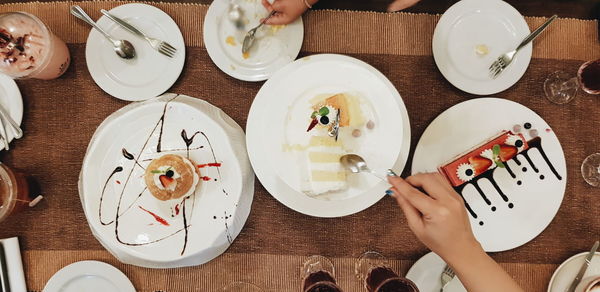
top-left (261, 0), bottom-right (424, 25)
top-left (388, 173), bottom-right (525, 292)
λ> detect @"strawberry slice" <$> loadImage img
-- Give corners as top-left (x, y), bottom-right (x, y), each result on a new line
top-left (159, 175), bottom-right (174, 188)
top-left (468, 156), bottom-right (493, 175)
top-left (499, 145), bottom-right (518, 161)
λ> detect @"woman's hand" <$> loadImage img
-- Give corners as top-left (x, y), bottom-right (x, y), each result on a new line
top-left (261, 0), bottom-right (317, 25)
top-left (387, 173), bottom-right (483, 262)
top-left (388, 0), bottom-right (422, 12)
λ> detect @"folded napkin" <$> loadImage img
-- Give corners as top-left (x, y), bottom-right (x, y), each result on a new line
top-left (0, 237), bottom-right (26, 292)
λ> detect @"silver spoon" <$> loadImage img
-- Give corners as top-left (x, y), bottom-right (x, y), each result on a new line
top-left (340, 154), bottom-right (396, 181)
top-left (0, 103), bottom-right (22, 139)
top-left (228, 1), bottom-right (245, 30)
top-left (70, 5), bottom-right (136, 59)
top-left (242, 10), bottom-right (276, 54)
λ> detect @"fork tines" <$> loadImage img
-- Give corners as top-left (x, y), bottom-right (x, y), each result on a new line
top-left (158, 41), bottom-right (177, 58)
top-left (489, 57), bottom-right (506, 79)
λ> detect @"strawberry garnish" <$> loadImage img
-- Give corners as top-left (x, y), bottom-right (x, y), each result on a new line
top-left (468, 156), bottom-right (493, 175)
top-left (498, 145), bottom-right (518, 161)
top-left (159, 175), bottom-right (174, 188)
top-left (306, 118), bottom-right (318, 132)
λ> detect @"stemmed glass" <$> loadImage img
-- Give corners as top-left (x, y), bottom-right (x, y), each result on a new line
top-left (543, 59), bottom-right (600, 104)
top-left (355, 251), bottom-right (419, 292)
top-left (222, 282), bottom-right (263, 292)
top-left (301, 255), bottom-right (343, 292)
top-left (544, 59), bottom-right (600, 187)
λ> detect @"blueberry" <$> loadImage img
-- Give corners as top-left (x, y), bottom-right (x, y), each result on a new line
top-left (166, 170), bottom-right (174, 178)
top-left (320, 116), bottom-right (329, 125)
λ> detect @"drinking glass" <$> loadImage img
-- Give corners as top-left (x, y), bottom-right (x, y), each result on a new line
top-left (581, 153), bottom-right (600, 187)
top-left (0, 12), bottom-right (70, 80)
top-left (222, 282), bottom-right (263, 292)
top-left (544, 59), bottom-right (600, 104)
top-left (355, 251), bottom-right (419, 292)
top-left (0, 163), bottom-right (42, 223)
top-left (301, 255), bottom-right (343, 292)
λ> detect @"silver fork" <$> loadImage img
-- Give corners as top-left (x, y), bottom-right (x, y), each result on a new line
top-left (489, 14), bottom-right (557, 79)
top-left (440, 264), bottom-right (455, 292)
top-left (100, 9), bottom-right (177, 58)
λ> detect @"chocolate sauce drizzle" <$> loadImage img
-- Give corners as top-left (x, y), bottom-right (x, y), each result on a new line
top-left (97, 94), bottom-right (234, 255)
top-left (455, 137), bottom-right (562, 226)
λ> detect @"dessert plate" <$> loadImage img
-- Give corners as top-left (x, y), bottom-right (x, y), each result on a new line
top-left (43, 261), bottom-right (135, 292)
top-left (203, 0), bottom-right (303, 81)
top-left (547, 252), bottom-right (600, 292)
top-left (85, 3), bottom-right (185, 101)
top-left (406, 252), bottom-right (466, 292)
top-left (412, 98), bottom-right (566, 252)
top-left (432, 0), bottom-right (531, 95)
top-left (79, 94), bottom-right (254, 268)
top-left (0, 74), bottom-right (23, 150)
top-left (247, 54), bottom-right (411, 218)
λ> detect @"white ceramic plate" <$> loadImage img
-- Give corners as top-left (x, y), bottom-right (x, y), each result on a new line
top-left (246, 54), bottom-right (411, 217)
top-left (79, 94), bottom-right (254, 268)
top-left (432, 0), bottom-right (531, 95)
top-left (85, 3), bottom-right (185, 101)
top-left (43, 261), bottom-right (135, 292)
top-left (406, 252), bottom-right (466, 292)
top-left (548, 252), bottom-right (600, 292)
top-left (412, 98), bottom-right (566, 252)
top-left (0, 74), bottom-right (22, 150)
top-left (204, 0), bottom-right (303, 81)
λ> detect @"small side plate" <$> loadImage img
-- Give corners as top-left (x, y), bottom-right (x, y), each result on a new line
top-left (43, 261), bottom-right (135, 292)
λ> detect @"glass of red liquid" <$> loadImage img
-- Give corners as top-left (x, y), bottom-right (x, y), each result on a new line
top-left (355, 251), bottom-right (419, 292)
top-left (543, 59), bottom-right (600, 104)
top-left (0, 163), bottom-right (42, 223)
top-left (222, 282), bottom-right (263, 292)
top-left (302, 255), bottom-right (343, 292)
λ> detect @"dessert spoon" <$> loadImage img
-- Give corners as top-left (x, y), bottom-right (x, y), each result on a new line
top-left (70, 5), bottom-right (136, 59)
top-left (340, 154), bottom-right (396, 181)
top-left (242, 10), bottom-right (276, 54)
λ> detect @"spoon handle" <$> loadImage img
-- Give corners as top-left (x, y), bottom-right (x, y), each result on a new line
top-left (257, 10), bottom-right (277, 30)
top-left (70, 6), bottom-right (114, 42)
top-left (100, 9), bottom-right (147, 39)
top-left (0, 103), bottom-right (22, 139)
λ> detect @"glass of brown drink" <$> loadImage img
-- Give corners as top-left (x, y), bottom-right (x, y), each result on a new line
top-left (355, 251), bottom-right (419, 292)
top-left (302, 255), bottom-right (343, 292)
top-left (0, 163), bottom-right (42, 223)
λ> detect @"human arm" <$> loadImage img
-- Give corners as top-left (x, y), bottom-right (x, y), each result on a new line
top-left (388, 0), bottom-right (422, 12)
top-left (388, 173), bottom-right (524, 292)
top-left (261, 0), bottom-right (319, 25)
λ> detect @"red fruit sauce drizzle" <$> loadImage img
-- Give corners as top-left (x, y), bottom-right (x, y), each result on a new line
top-left (139, 206), bottom-right (170, 226)
top-left (197, 163), bottom-right (222, 168)
top-left (116, 180), bottom-right (121, 184)
top-left (174, 204), bottom-right (180, 216)
top-left (201, 176), bottom-right (212, 181)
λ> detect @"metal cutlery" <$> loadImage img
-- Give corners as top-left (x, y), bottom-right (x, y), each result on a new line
top-left (228, 1), bottom-right (245, 30)
top-left (100, 9), bottom-right (177, 58)
top-left (0, 242), bottom-right (10, 292)
top-left (70, 5), bottom-right (136, 59)
top-left (0, 104), bottom-right (22, 140)
top-left (0, 116), bottom-right (9, 151)
top-left (440, 264), bottom-right (455, 292)
top-left (566, 241), bottom-right (599, 292)
top-left (242, 10), bottom-right (276, 54)
top-left (489, 14), bottom-right (557, 79)
top-left (340, 154), bottom-right (387, 181)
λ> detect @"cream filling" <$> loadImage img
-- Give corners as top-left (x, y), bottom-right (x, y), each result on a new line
top-left (181, 158), bottom-right (200, 198)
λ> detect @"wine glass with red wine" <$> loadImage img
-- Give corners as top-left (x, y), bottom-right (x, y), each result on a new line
top-left (301, 255), bottom-right (343, 292)
top-left (222, 282), bottom-right (263, 292)
top-left (355, 251), bottom-right (419, 292)
top-left (544, 59), bottom-right (600, 104)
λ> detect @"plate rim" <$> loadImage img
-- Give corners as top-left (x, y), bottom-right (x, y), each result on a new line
top-left (85, 3), bottom-right (186, 101)
top-left (0, 74), bottom-right (23, 150)
top-left (432, 0), bottom-right (532, 95)
top-left (43, 260), bottom-right (136, 292)
top-left (246, 53), bottom-right (411, 218)
top-left (547, 252), bottom-right (600, 292)
top-left (203, 0), bottom-right (304, 82)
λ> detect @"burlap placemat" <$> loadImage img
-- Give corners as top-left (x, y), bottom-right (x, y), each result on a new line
top-left (0, 1), bottom-right (598, 292)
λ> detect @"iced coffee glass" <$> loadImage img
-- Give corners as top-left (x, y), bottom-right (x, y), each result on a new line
top-left (0, 163), bottom-right (42, 223)
top-left (0, 12), bottom-right (70, 80)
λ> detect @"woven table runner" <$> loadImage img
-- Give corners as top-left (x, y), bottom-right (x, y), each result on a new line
top-left (0, 1), bottom-right (598, 292)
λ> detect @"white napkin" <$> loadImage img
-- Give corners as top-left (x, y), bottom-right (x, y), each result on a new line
top-left (0, 237), bottom-right (27, 292)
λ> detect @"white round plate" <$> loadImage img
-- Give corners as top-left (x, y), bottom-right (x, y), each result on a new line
top-left (0, 74), bottom-right (22, 150)
top-left (79, 94), bottom-right (254, 268)
top-left (432, 0), bottom-right (531, 95)
top-left (43, 261), bottom-right (135, 292)
top-left (406, 252), bottom-right (466, 292)
top-left (85, 3), bottom-right (185, 101)
top-left (204, 0), bottom-right (303, 81)
top-left (246, 54), bottom-right (411, 218)
top-left (412, 98), bottom-right (566, 252)
top-left (548, 252), bottom-right (600, 292)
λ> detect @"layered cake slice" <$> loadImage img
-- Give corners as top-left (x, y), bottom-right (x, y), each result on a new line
top-left (301, 136), bottom-right (347, 196)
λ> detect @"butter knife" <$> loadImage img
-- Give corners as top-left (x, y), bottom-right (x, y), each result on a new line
top-left (567, 241), bottom-right (599, 292)
top-left (0, 242), bottom-right (10, 292)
